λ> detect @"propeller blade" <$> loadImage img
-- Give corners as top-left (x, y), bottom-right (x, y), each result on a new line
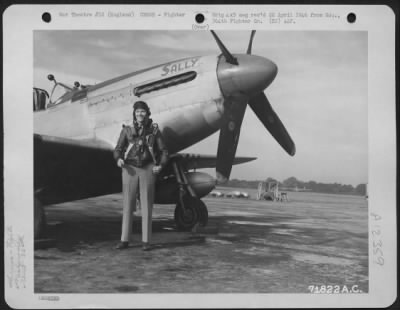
top-left (249, 93), bottom-right (296, 156)
top-left (216, 100), bottom-right (247, 183)
top-left (210, 30), bottom-right (239, 65)
top-left (246, 30), bottom-right (256, 54)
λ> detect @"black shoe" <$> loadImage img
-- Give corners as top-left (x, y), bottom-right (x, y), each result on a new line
top-left (115, 241), bottom-right (129, 250)
top-left (142, 242), bottom-right (152, 251)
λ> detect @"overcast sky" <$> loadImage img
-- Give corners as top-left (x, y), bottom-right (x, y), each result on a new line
top-left (34, 30), bottom-right (368, 186)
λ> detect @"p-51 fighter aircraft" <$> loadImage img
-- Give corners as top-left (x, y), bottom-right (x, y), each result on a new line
top-left (33, 31), bottom-right (296, 238)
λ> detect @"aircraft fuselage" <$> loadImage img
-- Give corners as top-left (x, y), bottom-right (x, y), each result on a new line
top-left (34, 55), bottom-right (225, 154)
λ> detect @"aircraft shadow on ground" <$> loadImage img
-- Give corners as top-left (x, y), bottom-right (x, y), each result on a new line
top-left (35, 213), bottom-right (291, 252)
top-left (36, 216), bottom-right (177, 251)
top-left (35, 211), bottom-right (365, 255)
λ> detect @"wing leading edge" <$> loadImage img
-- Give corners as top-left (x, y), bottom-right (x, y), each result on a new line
top-left (171, 153), bottom-right (257, 171)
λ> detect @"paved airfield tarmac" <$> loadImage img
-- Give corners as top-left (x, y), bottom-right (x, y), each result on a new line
top-left (34, 189), bottom-right (368, 293)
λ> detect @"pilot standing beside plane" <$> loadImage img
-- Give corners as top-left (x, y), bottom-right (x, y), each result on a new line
top-left (114, 101), bottom-right (168, 251)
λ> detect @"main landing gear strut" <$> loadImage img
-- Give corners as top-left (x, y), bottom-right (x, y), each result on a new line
top-left (172, 159), bottom-right (208, 231)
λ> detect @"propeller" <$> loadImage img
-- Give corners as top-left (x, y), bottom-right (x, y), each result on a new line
top-left (246, 30), bottom-right (256, 55)
top-left (216, 99), bottom-right (247, 183)
top-left (211, 30), bottom-right (238, 65)
top-left (212, 30), bottom-right (295, 183)
top-left (249, 93), bottom-right (295, 156)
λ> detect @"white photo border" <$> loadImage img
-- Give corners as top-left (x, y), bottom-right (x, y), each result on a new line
top-left (3, 4), bottom-right (396, 309)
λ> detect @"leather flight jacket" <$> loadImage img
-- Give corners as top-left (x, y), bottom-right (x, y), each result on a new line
top-left (113, 119), bottom-right (169, 168)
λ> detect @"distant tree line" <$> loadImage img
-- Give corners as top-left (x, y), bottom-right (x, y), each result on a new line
top-left (225, 176), bottom-right (367, 196)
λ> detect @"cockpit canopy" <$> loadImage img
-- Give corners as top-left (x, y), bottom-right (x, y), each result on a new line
top-left (33, 75), bottom-right (90, 111)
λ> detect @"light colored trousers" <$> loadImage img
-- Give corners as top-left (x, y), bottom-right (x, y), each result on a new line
top-left (121, 163), bottom-right (155, 243)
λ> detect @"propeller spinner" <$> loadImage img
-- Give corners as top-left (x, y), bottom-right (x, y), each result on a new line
top-left (212, 30), bottom-right (296, 183)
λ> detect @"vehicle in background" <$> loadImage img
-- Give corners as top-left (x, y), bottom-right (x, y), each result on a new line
top-left (257, 181), bottom-right (288, 202)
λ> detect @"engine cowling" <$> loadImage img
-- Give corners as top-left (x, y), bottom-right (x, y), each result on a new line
top-left (155, 172), bottom-right (216, 204)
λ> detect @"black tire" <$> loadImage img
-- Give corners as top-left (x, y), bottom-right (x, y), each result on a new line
top-left (174, 196), bottom-right (200, 231)
top-left (34, 198), bottom-right (46, 239)
top-left (197, 200), bottom-right (208, 227)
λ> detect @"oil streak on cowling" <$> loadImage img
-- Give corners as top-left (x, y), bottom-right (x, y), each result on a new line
top-left (155, 172), bottom-right (215, 204)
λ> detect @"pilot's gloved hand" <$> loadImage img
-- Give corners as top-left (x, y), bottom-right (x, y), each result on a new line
top-left (152, 165), bottom-right (162, 174)
top-left (117, 158), bottom-right (125, 168)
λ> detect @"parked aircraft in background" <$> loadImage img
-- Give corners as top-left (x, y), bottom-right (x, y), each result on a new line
top-left (209, 190), bottom-right (225, 198)
top-left (33, 30), bottom-right (295, 238)
top-left (225, 191), bottom-right (250, 199)
top-left (241, 192), bottom-right (250, 199)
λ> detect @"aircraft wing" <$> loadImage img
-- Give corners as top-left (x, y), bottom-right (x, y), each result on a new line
top-left (171, 153), bottom-right (257, 171)
top-left (34, 134), bottom-right (121, 205)
top-left (34, 133), bottom-right (114, 151)
top-left (34, 134), bottom-right (256, 205)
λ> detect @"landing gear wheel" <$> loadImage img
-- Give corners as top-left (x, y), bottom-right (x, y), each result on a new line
top-left (174, 197), bottom-right (209, 230)
top-left (174, 196), bottom-right (200, 231)
top-left (197, 199), bottom-right (208, 227)
top-left (34, 198), bottom-right (46, 239)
